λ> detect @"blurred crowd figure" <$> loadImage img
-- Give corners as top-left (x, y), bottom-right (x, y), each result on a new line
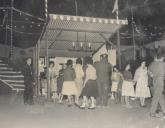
top-left (94, 54), bottom-right (112, 107)
top-left (22, 58), bottom-right (35, 105)
top-left (23, 50), bottom-right (165, 118)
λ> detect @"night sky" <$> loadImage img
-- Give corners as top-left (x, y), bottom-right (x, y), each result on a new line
top-left (0, 0), bottom-right (165, 48)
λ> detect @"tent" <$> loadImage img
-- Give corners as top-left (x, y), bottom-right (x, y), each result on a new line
top-left (38, 14), bottom-right (128, 57)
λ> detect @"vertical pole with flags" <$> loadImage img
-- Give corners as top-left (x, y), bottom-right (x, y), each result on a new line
top-left (112, 0), bottom-right (121, 69)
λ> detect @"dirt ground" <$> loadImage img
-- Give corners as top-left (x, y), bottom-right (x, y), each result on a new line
top-left (0, 94), bottom-right (164, 128)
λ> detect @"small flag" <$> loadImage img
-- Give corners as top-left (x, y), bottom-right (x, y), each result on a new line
top-left (112, 0), bottom-right (118, 13)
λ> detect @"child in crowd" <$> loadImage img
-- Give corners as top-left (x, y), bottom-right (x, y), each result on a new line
top-left (57, 69), bottom-right (64, 103)
top-left (111, 66), bottom-right (123, 103)
top-left (122, 64), bottom-right (135, 108)
top-left (61, 60), bottom-right (78, 107)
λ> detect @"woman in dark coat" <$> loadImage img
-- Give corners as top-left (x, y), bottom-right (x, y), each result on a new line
top-left (61, 60), bottom-right (77, 107)
top-left (80, 57), bottom-right (98, 109)
top-left (57, 67), bottom-right (64, 103)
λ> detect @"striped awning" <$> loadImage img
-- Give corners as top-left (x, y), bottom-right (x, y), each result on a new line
top-left (39, 14), bottom-right (128, 57)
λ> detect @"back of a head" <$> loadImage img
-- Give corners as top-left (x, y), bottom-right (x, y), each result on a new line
top-left (76, 58), bottom-right (82, 65)
top-left (85, 56), bottom-right (93, 65)
top-left (66, 59), bottom-right (73, 67)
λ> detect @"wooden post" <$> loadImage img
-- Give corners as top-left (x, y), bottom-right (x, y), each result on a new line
top-left (116, 9), bottom-right (121, 69)
top-left (33, 45), bottom-right (38, 96)
top-left (46, 29), bottom-right (50, 100)
top-left (75, 0), bottom-right (78, 16)
top-left (131, 8), bottom-right (136, 60)
top-left (44, 0), bottom-right (51, 100)
top-left (10, 0), bottom-right (14, 60)
top-left (37, 40), bottom-right (41, 97)
top-left (36, 43), bottom-right (40, 97)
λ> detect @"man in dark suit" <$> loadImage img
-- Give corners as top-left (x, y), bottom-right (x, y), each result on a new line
top-left (94, 54), bottom-right (112, 106)
top-left (23, 58), bottom-right (34, 105)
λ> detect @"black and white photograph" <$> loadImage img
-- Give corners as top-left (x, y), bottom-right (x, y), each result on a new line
top-left (0, 0), bottom-right (165, 128)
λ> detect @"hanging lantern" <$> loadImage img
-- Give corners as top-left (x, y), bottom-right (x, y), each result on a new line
top-left (99, 19), bottom-right (102, 23)
top-left (92, 18), bottom-right (96, 23)
top-left (80, 42), bottom-right (83, 48)
top-left (72, 42), bottom-right (75, 48)
top-left (88, 42), bottom-right (91, 49)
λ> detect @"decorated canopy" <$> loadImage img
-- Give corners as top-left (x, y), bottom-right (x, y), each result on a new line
top-left (39, 14), bottom-right (128, 57)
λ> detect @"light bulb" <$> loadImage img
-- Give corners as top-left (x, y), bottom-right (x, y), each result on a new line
top-left (73, 17), bottom-right (77, 21)
top-left (88, 43), bottom-right (91, 48)
top-left (72, 42), bottom-right (75, 48)
top-left (92, 18), bottom-right (96, 23)
top-left (60, 16), bottom-right (64, 20)
top-left (80, 42), bottom-right (83, 48)
top-left (99, 19), bottom-right (102, 23)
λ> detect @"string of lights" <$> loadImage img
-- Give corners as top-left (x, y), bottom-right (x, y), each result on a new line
top-left (0, 3), bottom-right (164, 41)
top-left (6, 26), bottom-right (41, 35)
top-left (133, 0), bottom-right (163, 8)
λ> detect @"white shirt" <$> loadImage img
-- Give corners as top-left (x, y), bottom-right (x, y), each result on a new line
top-left (75, 64), bottom-right (84, 79)
top-left (86, 64), bottom-right (97, 80)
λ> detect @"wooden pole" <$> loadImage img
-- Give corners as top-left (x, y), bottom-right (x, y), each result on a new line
top-left (5, 11), bottom-right (8, 45)
top-left (75, 0), bottom-right (78, 16)
top-left (46, 29), bottom-right (51, 100)
top-left (131, 8), bottom-right (136, 60)
top-left (116, 10), bottom-right (121, 69)
top-left (44, 0), bottom-right (51, 100)
top-left (36, 43), bottom-right (39, 97)
top-left (34, 45), bottom-right (38, 96)
top-left (37, 40), bottom-right (41, 97)
top-left (10, 0), bottom-right (14, 60)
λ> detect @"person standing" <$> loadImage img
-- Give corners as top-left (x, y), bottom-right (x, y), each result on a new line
top-left (134, 61), bottom-right (151, 107)
top-left (23, 58), bottom-right (34, 105)
top-left (80, 57), bottom-right (98, 109)
top-left (57, 64), bottom-right (65, 103)
top-left (122, 64), bottom-right (135, 108)
top-left (39, 60), bottom-right (45, 96)
top-left (61, 60), bottom-right (77, 107)
top-left (48, 61), bottom-right (57, 101)
top-left (74, 58), bottom-right (84, 105)
top-left (148, 55), bottom-right (165, 117)
top-left (94, 54), bottom-right (112, 107)
top-left (111, 66), bottom-right (123, 103)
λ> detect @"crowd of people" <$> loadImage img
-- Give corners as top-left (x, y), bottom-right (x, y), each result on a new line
top-left (23, 52), bottom-right (165, 118)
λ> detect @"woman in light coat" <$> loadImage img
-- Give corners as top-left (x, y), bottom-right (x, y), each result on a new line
top-left (48, 61), bottom-right (57, 101)
top-left (74, 58), bottom-right (84, 105)
top-left (134, 61), bottom-right (151, 107)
